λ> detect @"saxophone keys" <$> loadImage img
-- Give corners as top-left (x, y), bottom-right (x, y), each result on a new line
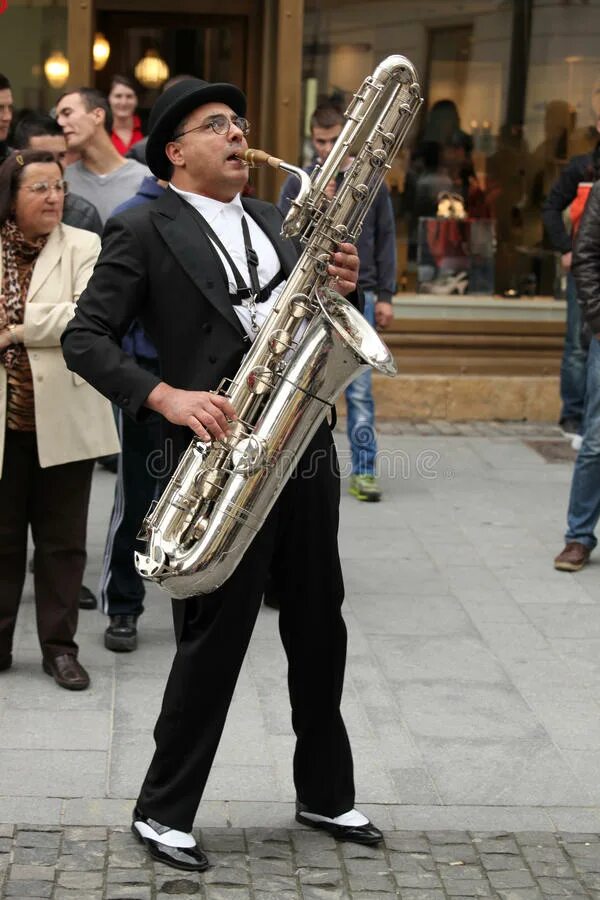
top-left (351, 183), bottom-right (369, 202)
top-left (230, 435), bottom-right (267, 476)
top-left (288, 293), bottom-right (311, 318)
top-left (370, 148), bottom-right (388, 167)
top-left (246, 366), bottom-right (274, 395)
top-left (314, 253), bottom-right (330, 276)
top-left (135, 529), bottom-right (167, 578)
top-left (268, 329), bottom-right (294, 355)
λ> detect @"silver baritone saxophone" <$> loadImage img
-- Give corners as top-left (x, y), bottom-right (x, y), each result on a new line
top-left (135, 55), bottom-right (423, 599)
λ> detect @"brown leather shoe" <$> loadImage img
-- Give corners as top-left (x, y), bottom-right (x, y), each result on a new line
top-left (42, 655), bottom-right (90, 691)
top-left (554, 541), bottom-right (591, 572)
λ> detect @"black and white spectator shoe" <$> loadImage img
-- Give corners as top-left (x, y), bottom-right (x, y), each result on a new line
top-left (131, 808), bottom-right (209, 871)
top-left (295, 802), bottom-right (383, 845)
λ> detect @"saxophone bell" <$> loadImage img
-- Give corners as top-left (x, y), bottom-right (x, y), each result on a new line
top-left (316, 286), bottom-right (397, 377)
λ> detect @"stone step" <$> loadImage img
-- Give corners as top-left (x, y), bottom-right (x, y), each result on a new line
top-left (371, 373), bottom-right (560, 422)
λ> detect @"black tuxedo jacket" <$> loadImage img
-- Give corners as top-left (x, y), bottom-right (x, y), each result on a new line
top-left (62, 186), bottom-right (361, 466)
top-left (62, 188), bottom-right (299, 420)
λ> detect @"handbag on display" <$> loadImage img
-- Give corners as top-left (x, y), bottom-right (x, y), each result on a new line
top-left (436, 191), bottom-right (466, 219)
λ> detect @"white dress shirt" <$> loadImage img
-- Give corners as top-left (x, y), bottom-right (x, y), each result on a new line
top-left (169, 185), bottom-right (287, 341)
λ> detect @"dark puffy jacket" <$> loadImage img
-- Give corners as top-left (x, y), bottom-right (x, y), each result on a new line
top-left (63, 192), bottom-right (103, 237)
top-left (572, 180), bottom-right (600, 335)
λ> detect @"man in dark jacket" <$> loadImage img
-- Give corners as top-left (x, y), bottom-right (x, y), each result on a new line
top-left (278, 105), bottom-right (396, 502)
top-left (62, 78), bottom-right (381, 871)
top-left (99, 175), bottom-right (165, 652)
top-left (0, 73), bottom-right (14, 163)
top-left (554, 178), bottom-right (600, 572)
top-left (542, 138), bottom-right (600, 446)
top-left (13, 114), bottom-right (103, 237)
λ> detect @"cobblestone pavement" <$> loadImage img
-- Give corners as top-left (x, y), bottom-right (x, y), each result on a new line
top-left (0, 825), bottom-right (600, 900)
top-left (3, 824), bottom-right (600, 899)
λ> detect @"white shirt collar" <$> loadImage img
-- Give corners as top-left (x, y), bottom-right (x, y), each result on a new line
top-left (168, 184), bottom-right (244, 226)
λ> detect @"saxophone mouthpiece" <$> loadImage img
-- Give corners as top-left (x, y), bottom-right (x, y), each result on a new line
top-left (235, 149), bottom-right (283, 169)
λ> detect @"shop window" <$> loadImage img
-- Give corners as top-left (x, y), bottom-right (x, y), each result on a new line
top-left (301, 0), bottom-right (600, 300)
top-left (0, 0), bottom-right (68, 113)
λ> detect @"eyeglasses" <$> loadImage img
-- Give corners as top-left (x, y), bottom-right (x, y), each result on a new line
top-left (23, 180), bottom-right (69, 196)
top-left (173, 114), bottom-right (250, 140)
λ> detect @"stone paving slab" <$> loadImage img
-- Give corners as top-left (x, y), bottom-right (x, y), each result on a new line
top-left (1, 826), bottom-right (600, 898)
top-left (335, 419), bottom-right (564, 438)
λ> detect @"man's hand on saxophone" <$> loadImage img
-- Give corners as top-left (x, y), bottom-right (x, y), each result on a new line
top-left (328, 241), bottom-right (359, 296)
top-left (142, 243), bottom-right (358, 443)
top-left (144, 384), bottom-right (237, 442)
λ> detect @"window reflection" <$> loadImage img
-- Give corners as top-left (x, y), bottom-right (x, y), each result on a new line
top-left (302, 0), bottom-right (600, 299)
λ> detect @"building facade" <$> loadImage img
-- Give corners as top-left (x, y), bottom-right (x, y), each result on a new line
top-left (2, 0), bottom-right (599, 302)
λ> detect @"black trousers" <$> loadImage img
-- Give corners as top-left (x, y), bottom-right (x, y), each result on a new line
top-left (137, 422), bottom-right (355, 831)
top-left (100, 358), bottom-right (162, 616)
top-left (0, 429), bottom-right (93, 660)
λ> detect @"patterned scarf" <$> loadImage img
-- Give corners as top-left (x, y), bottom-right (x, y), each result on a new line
top-left (0, 218), bottom-right (48, 370)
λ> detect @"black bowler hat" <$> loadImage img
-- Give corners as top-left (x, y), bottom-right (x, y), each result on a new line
top-left (145, 78), bottom-right (247, 180)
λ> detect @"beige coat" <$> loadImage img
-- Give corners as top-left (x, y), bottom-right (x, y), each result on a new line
top-left (0, 222), bottom-right (120, 473)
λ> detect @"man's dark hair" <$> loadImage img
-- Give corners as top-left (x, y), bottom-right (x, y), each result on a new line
top-left (13, 113), bottom-right (63, 149)
top-left (310, 105), bottom-right (344, 132)
top-left (0, 149), bottom-right (62, 225)
top-left (0, 73), bottom-right (11, 92)
top-left (57, 87), bottom-right (113, 133)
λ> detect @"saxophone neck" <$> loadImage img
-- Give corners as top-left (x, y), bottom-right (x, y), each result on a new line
top-left (234, 148), bottom-right (312, 237)
top-left (278, 163), bottom-right (313, 237)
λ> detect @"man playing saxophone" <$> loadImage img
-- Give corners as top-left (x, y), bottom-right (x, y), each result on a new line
top-left (61, 78), bottom-right (383, 871)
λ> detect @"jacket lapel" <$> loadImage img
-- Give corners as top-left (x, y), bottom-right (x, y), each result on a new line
top-left (150, 189), bottom-right (243, 336)
top-left (27, 225), bottom-right (64, 302)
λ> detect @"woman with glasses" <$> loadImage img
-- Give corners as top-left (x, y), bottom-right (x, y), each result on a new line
top-left (0, 149), bottom-right (119, 689)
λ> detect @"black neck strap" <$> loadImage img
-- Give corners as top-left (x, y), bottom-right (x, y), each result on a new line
top-left (188, 207), bottom-right (257, 296)
top-left (184, 202), bottom-right (284, 304)
top-left (241, 216), bottom-right (261, 300)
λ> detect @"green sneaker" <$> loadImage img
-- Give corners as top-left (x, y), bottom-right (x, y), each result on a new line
top-left (349, 474), bottom-right (382, 502)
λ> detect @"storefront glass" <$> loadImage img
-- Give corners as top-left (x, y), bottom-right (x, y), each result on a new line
top-left (0, 0), bottom-right (68, 113)
top-left (302, 0), bottom-right (600, 299)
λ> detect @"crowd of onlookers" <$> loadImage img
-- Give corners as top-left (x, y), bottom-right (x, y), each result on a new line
top-left (2, 64), bottom-right (600, 695)
top-left (0, 71), bottom-right (160, 691)
top-left (0, 69), bottom-right (400, 689)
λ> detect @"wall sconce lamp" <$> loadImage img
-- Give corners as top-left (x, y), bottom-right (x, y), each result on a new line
top-left (44, 51), bottom-right (70, 89)
top-left (93, 33), bottom-right (111, 71)
top-left (134, 50), bottom-right (170, 89)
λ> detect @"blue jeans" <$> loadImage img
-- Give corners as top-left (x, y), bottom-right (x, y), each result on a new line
top-left (565, 336), bottom-right (600, 549)
top-left (345, 290), bottom-right (377, 475)
top-left (560, 272), bottom-right (588, 425)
